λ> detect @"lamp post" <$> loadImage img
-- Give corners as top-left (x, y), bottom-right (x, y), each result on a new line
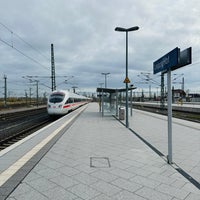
top-left (99, 83), bottom-right (104, 112)
top-left (101, 73), bottom-right (110, 88)
top-left (115, 26), bottom-right (139, 128)
top-left (130, 84), bottom-right (134, 116)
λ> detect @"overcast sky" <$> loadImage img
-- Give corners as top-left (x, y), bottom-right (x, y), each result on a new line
top-left (0, 0), bottom-right (200, 97)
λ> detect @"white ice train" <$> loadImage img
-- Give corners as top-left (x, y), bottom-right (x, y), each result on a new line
top-left (47, 90), bottom-right (90, 115)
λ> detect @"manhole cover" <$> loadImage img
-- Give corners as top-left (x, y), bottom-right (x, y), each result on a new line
top-left (90, 157), bottom-right (111, 168)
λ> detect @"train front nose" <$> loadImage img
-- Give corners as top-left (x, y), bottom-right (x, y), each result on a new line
top-left (48, 104), bottom-right (63, 115)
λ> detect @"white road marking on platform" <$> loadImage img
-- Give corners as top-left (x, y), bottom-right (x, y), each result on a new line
top-left (0, 106), bottom-right (86, 187)
top-left (0, 118), bottom-right (58, 157)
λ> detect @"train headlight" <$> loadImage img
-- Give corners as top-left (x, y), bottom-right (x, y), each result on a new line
top-left (48, 104), bottom-right (51, 108)
top-left (58, 104), bottom-right (62, 108)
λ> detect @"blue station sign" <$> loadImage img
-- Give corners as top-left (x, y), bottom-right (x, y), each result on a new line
top-left (153, 47), bottom-right (179, 74)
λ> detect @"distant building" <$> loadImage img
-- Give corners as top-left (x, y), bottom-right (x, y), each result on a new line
top-left (173, 89), bottom-right (186, 98)
top-left (188, 93), bottom-right (200, 102)
top-left (172, 89), bottom-right (186, 103)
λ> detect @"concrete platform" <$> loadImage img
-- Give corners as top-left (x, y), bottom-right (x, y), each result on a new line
top-left (0, 103), bottom-right (200, 199)
top-left (128, 109), bottom-right (200, 184)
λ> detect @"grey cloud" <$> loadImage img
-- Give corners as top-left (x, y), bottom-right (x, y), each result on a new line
top-left (0, 0), bottom-right (199, 96)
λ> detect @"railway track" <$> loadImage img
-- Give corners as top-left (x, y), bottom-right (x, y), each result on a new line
top-left (132, 104), bottom-right (200, 123)
top-left (0, 108), bottom-right (52, 150)
top-left (0, 107), bottom-right (47, 124)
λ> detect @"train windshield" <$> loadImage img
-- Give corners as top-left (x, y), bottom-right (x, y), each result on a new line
top-left (49, 93), bottom-right (65, 103)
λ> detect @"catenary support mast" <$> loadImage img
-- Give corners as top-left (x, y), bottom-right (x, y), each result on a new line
top-left (51, 44), bottom-right (56, 91)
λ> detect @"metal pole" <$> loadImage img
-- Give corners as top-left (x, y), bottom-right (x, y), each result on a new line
top-left (29, 88), bottom-right (32, 105)
top-left (115, 26), bottom-right (139, 127)
top-left (101, 73), bottom-right (110, 88)
top-left (149, 84), bottom-right (151, 100)
top-left (125, 31), bottom-right (129, 128)
top-left (36, 81), bottom-right (39, 107)
top-left (51, 44), bottom-right (56, 91)
top-left (99, 83), bottom-right (103, 112)
top-left (182, 77), bottom-right (184, 91)
top-left (102, 90), bottom-right (104, 117)
top-left (160, 73), bottom-right (165, 110)
top-left (4, 75), bottom-right (7, 107)
top-left (167, 70), bottom-right (173, 164)
top-left (25, 90), bottom-right (28, 106)
top-left (116, 89), bottom-right (118, 117)
top-left (130, 87), bottom-right (133, 116)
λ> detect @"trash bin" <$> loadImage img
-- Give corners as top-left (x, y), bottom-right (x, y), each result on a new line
top-left (119, 107), bottom-right (125, 120)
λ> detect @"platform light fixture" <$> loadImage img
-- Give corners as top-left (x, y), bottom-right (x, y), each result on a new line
top-left (101, 72), bottom-right (110, 88)
top-left (115, 26), bottom-right (139, 128)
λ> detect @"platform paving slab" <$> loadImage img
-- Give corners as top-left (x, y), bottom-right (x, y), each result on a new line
top-left (128, 108), bottom-right (200, 185)
top-left (2, 103), bottom-right (200, 199)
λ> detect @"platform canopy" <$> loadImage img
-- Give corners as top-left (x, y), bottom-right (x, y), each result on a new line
top-left (96, 87), bottom-right (136, 94)
top-left (96, 87), bottom-right (137, 117)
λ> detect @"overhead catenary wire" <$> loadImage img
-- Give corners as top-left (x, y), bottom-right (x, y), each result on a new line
top-left (0, 22), bottom-right (78, 98)
top-left (0, 22), bottom-right (50, 71)
top-left (0, 22), bottom-right (71, 79)
top-left (0, 37), bottom-right (50, 71)
top-left (0, 22), bottom-right (50, 61)
top-left (13, 32), bottom-right (50, 61)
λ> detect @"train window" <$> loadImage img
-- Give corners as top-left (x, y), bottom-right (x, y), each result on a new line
top-left (66, 98), bottom-right (74, 103)
top-left (49, 93), bottom-right (65, 103)
top-left (74, 98), bottom-right (80, 102)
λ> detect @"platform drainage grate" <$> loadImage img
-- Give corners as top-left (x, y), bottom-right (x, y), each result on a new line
top-left (90, 157), bottom-right (111, 168)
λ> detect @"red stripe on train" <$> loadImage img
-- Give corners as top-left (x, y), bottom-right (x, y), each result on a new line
top-left (63, 104), bottom-right (71, 108)
top-left (63, 102), bottom-right (82, 109)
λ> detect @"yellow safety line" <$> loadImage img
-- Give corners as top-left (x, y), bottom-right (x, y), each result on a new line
top-left (0, 106), bottom-right (86, 187)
